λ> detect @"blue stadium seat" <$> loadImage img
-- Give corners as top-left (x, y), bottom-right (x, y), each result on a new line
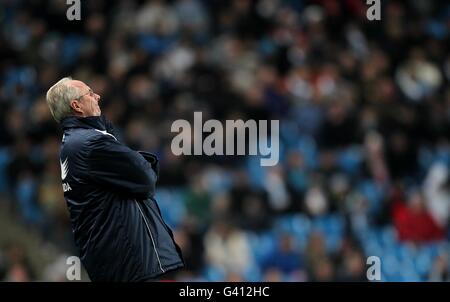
top-left (61, 35), bottom-right (85, 67)
top-left (396, 243), bottom-right (417, 260)
top-left (242, 264), bottom-right (262, 282)
top-left (202, 265), bottom-right (226, 282)
top-left (246, 156), bottom-right (267, 189)
top-left (310, 215), bottom-right (345, 252)
top-left (155, 188), bottom-right (186, 229)
top-left (337, 146), bottom-right (363, 175)
top-left (415, 248), bottom-right (433, 277)
top-left (297, 136), bottom-right (319, 170)
top-left (16, 178), bottom-right (42, 225)
top-left (380, 227), bottom-right (398, 248)
top-left (381, 253), bottom-right (400, 277)
top-left (246, 232), bottom-right (272, 265)
top-left (0, 148), bottom-right (10, 194)
top-left (358, 181), bottom-right (385, 215)
top-left (362, 237), bottom-right (383, 258)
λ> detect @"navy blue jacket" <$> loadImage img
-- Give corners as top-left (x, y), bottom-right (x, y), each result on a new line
top-left (59, 116), bottom-right (184, 282)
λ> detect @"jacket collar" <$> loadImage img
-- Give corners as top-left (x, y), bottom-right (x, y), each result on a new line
top-left (61, 115), bottom-right (107, 131)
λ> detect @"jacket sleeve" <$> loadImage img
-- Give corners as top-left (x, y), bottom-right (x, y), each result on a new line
top-left (86, 134), bottom-right (157, 199)
top-left (103, 116), bottom-right (122, 142)
top-left (137, 151), bottom-right (160, 180)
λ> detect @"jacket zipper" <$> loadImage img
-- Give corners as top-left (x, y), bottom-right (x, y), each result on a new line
top-left (135, 201), bottom-right (165, 273)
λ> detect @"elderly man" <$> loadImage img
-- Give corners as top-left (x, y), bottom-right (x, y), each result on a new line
top-left (46, 77), bottom-right (184, 281)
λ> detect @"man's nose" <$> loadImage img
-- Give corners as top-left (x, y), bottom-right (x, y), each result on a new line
top-left (95, 93), bottom-right (101, 102)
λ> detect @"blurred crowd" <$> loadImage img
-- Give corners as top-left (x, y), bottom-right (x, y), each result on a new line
top-left (0, 0), bottom-right (449, 281)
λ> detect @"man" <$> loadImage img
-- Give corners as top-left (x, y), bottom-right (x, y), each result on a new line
top-left (46, 77), bottom-right (184, 281)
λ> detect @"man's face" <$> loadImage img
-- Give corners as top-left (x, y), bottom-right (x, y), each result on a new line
top-left (70, 80), bottom-right (101, 117)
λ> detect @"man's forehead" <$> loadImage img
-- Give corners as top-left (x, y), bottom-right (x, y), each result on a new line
top-left (70, 80), bottom-right (89, 90)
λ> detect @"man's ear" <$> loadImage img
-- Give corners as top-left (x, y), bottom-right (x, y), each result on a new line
top-left (70, 100), bottom-right (83, 114)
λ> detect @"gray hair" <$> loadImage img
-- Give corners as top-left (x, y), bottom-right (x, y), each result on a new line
top-left (46, 77), bottom-right (80, 123)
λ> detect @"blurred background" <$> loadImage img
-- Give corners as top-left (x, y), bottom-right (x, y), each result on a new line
top-left (0, 0), bottom-right (449, 282)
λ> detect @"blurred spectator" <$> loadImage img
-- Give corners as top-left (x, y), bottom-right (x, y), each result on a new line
top-left (184, 172), bottom-right (212, 227)
top-left (335, 237), bottom-right (367, 282)
top-left (263, 166), bottom-right (291, 213)
top-left (392, 188), bottom-right (446, 242)
top-left (395, 47), bottom-right (443, 103)
top-left (309, 257), bottom-right (335, 282)
top-left (204, 218), bottom-right (253, 276)
top-left (1, 243), bottom-right (36, 282)
top-left (263, 267), bottom-right (284, 282)
top-left (336, 249), bottom-right (366, 282)
top-left (262, 233), bottom-right (305, 277)
top-left (173, 217), bottom-right (204, 276)
top-left (304, 185), bottom-right (329, 217)
top-left (428, 253), bottom-right (450, 282)
top-left (305, 231), bottom-right (331, 279)
top-left (423, 162), bottom-right (450, 228)
top-left (230, 169), bottom-right (273, 231)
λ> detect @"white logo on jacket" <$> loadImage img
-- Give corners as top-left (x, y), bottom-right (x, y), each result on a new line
top-left (95, 129), bottom-right (117, 141)
top-left (60, 157), bottom-right (72, 192)
top-left (61, 157), bottom-right (69, 180)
